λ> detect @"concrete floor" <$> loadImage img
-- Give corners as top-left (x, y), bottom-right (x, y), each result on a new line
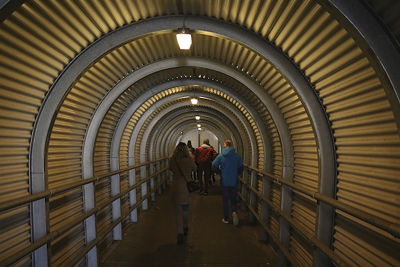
top-left (101, 179), bottom-right (277, 266)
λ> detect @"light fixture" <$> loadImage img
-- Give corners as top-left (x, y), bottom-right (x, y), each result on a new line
top-left (198, 127), bottom-right (202, 131)
top-left (191, 97), bottom-right (198, 105)
top-left (195, 116), bottom-right (200, 120)
top-left (176, 28), bottom-right (192, 50)
top-left (197, 124), bottom-right (201, 128)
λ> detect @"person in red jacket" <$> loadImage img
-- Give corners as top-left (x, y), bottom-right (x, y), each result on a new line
top-left (194, 139), bottom-right (217, 195)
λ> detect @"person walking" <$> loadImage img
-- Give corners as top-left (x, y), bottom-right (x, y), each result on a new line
top-left (187, 140), bottom-right (197, 181)
top-left (169, 142), bottom-right (197, 244)
top-left (194, 139), bottom-right (217, 195)
top-left (212, 139), bottom-right (243, 226)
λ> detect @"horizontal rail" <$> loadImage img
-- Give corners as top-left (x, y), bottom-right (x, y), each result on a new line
top-left (243, 165), bottom-right (400, 238)
top-left (0, 234), bottom-right (52, 266)
top-left (2, 159), bottom-right (169, 266)
top-left (66, 177), bottom-right (167, 267)
top-left (241, 179), bottom-right (349, 266)
top-left (0, 158), bottom-right (168, 212)
top-left (0, 190), bottom-right (50, 213)
top-left (238, 192), bottom-right (298, 266)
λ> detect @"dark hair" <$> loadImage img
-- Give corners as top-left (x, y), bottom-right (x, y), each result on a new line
top-left (203, 139), bottom-right (210, 145)
top-left (177, 142), bottom-right (186, 151)
top-left (172, 142), bottom-right (190, 159)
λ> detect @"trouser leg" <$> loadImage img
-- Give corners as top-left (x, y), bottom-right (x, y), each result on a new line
top-left (222, 187), bottom-right (229, 220)
top-left (198, 166), bottom-right (204, 192)
top-left (176, 204), bottom-right (184, 234)
top-left (182, 204), bottom-right (189, 229)
top-left (203, 163), bottom-right (211, 193)
top-left (230, 186), bottom-right (238, 213)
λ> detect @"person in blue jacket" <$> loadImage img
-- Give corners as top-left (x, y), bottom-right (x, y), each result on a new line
top-left (212, 139), bottom-right (243, 226)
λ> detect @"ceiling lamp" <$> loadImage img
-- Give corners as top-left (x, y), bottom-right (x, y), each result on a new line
top-left (198, 127), bottom-right (202, 131)
top-left (195, 116), bottom-right (200, 120)
top-left (197, 124), bottom-right (201, 128)
top-left (176, 28), bottom-right (192, 50)
top-left (191, 97), bottom-right (198, 105)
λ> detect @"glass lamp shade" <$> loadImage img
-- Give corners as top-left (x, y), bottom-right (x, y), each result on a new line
top-left (191, 97), bottom-right (198, 105)
top-left (176, 33), bottom-right (192, 50)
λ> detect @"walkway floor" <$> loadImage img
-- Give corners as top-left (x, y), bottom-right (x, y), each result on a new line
top-left (101, 179), bottom-right (277, 266)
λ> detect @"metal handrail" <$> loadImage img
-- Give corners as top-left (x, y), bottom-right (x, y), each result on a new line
top-left (65, 178), bottom-right (167, 267)
top-left (239, 192), bottom-right (298, 266)
top-left (243, 165), bottom-right (400, 238)
top-left (0, 158), bottom-right (167, 212)
top-left (1, 158), bottom-right (169, 266)
top-left (241, 179), bottom-right (349, 266)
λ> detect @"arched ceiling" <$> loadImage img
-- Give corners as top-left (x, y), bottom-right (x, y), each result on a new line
top-left (0, 1), bottom-right (399, 266)
top-left (0, 0), bottom-right (398, 218)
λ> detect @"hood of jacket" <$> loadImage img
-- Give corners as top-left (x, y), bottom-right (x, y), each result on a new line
top-left (221, 147), bottom-right (236, 157)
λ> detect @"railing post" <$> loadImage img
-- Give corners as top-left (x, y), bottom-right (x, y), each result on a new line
top-left (82, 180), bottom-right (97, 266)
top-left (31, 198), bottom-right (48, 267)
top-left (141, 163), bottom-right (148, 210)
top-left (157, 161), bottom-right (163, 195)
top-left (164, 158), bottom-right (170, 189)
top-left (150, 162), bottom-right (156, 201)
top-left (259, 174), bottom-right (271, 243)
top-left (110, 156), bottom-right (122, 241)
top-left (240, 168), bottom-right (248, 211)
top-left (249, 170), bottom-right (257, 224)
top-left (30, 160), bottom-right (49, 267)
top-left (128, 160), bottom-right (138, 222)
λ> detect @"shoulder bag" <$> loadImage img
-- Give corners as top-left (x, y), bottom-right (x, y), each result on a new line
top-left (174, 158), bottom-right (199, 192)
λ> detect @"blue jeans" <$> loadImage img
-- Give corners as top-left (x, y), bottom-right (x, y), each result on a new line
top-left (222, 186), bottom-right (237, 220)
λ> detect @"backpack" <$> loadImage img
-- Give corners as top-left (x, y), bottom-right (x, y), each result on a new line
top-left (196, 147), bottom-right (216, 163)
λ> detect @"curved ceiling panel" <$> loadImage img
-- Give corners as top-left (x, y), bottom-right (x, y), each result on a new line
top-left (128, 99), bottom-right (253, 164)
top-left (0, 0), bottom-right (399, 266)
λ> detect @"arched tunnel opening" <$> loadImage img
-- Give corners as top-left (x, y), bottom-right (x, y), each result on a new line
top-left (0, 1), bottom-right (399, 266)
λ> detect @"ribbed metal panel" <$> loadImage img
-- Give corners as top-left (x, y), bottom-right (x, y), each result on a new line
top-left (96, 203), bottom-right (113, 257)
top-left (205, 87), bottom-right (263, 168)
top-left (0, 205), bottom-right (30, 263)
top-left (98, 232), bottom-right (113, 263)
top-left (96, 203), bottom-right (112, 245)
top-left (13, 254), bottom-right (31, 267)
top-left (49, 189), bottom-right (83, 231)
top-left (290, 230), bottom-right (313, 267)
top-left (120, 171), bottom-right (130, 229)
top-left (50, 223), bottom-right (85, 267)
top-left (271, 182), bottom-right (281, 240)
top-left (334, 211), bottom-right (400, 266)
top-left (270, 214), bottom-right (280, 243)
top-left (0, 0), bottom-right (398, 265)
top-left (291, 192), bottom-right (317, 237)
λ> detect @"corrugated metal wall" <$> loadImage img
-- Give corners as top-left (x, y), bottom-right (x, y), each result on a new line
top-left (0, 0), bottom-right (399, 265)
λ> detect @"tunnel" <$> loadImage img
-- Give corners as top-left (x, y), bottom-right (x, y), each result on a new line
top-left (0, 0), bottom-right (399, 266)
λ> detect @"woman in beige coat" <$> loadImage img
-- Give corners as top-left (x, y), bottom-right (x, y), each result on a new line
top-left (169, 142), bottom-right (197, 244)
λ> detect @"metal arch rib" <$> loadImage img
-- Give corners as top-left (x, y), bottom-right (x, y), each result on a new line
top-left (31, 15), bottom-right (296, 184)
top-left (109, 77), bottom-right (272, 172)
top-left (29, 15), bottom-right (331, 263)
top-left (127, 93), bottom-right (256, 167)
top-left (149, 114), bottom-right (231, 158)
top-left (144, 109), bottom-right (244, 162)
